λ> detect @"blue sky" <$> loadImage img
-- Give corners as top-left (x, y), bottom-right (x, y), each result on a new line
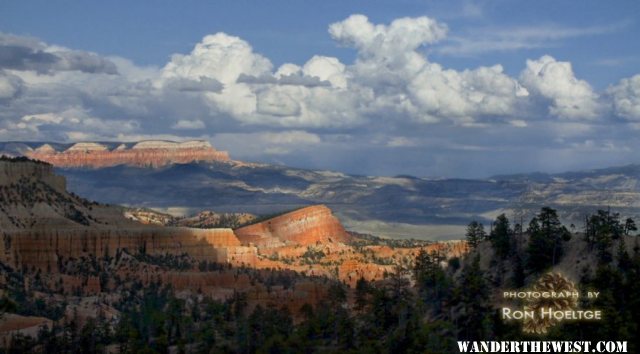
top-left (2, 0), bottom-right (638, 87)
top-left (1, 0), bottom-right (640, 177)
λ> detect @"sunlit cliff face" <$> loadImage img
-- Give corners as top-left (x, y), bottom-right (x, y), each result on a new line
top-left (24, 140), bottom-right (230, 168)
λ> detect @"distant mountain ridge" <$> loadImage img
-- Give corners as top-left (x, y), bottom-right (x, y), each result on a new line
top-left (491, 164), bottom-right (640, 183)
top-left (3, 141), bottom-right (640, 239)
top-left (62, 161), bottom-right (640, 239)
top-left (0, 140), bottom-right (230, 168)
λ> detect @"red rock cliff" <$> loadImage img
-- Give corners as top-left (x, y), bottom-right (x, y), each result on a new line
top-left (234, 205), bottom-right (350, 247)
top-left (0, 227), bottom-right (257, 271)
top-left (25, 140), bottom-right (230, 168)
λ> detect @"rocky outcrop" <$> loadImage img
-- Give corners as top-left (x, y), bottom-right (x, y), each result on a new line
top-left (339, 259), bottom-right (394, 286)
top-left (234, 205), bottom-right (350, 247)
top-left (0, 314), bottom-right (53, 346)
top-left (24, 140), bottom-right (230, 168)
top-left (0, 160), bottom-right (65, 191)
top-left (123, 208), bottom-right (175, 225)
top-left (0, 158), bottom-right (256, 270)
top-left (0, 227), bottom-right (256, 271)
top-left (0, 158), bottom-right (467, 296)
top-left (173, 211), bottom-right (256, 229)
top-left (123, 208), bottom-right (256, 228)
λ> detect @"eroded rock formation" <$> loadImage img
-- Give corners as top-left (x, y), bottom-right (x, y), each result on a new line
top-left (235, 205), bottom-right (350, 247)
top-left (0, 157), bottom-right (475, 346)
top-left (0, 314), bottom-right (53, 347)
top-left (0, 157), bottom-right (469, 295)
top-left (24, 140), bottom-right (230, 168)
top-left (1, 228), bottom-right (258, 271)
top-left (0, 159), bottom-right (65, 191)
top-left (0, 158), bottom-right (255, 271)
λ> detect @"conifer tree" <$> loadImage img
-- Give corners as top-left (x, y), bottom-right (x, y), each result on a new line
top-left (624, 218), bottom-right (637, 236)
top-left (526, 207), bottom-right (570, 272)
top-left (490, 214), bottom-right (512, 259)
top-left (465, 221), bottom-right (486, 249)
top-left (455, 255), bottom-right (491, 340)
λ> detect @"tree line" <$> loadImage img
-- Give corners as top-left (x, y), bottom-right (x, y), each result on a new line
top-left (2, 207), bottom-right (640, 353)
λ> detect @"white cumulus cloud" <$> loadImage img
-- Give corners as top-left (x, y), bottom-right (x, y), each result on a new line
top-left (302, 56), bottom-right (348, 89)
top-left (160, 33), bottom-right (272, 85)
top-left (520, 55), bottom-right (601, 120)
top-left (607, 74), bottom-right (640, 121)
top-left (329, 14), bottom-right (447, 57)
top-left (0, 15), bottom-right (639, 177)
top-left (409, 63), bottom-right (528, 123)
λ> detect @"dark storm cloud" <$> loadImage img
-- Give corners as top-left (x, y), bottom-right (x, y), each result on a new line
top-left (237, 73), bottom-right (331, 87)
top-left (0, 34), bottom-right (117, 74)
top-left (54, 50), bottom-right (118, 74)
top-left (164, 76), bottom-right (223, 92)
top-left (0, 44), bottom-right (59, 73)
top-left (0, 69), bottom-right (24, 102)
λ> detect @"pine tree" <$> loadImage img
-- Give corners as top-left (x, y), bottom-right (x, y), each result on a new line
top-left (625, 218), bottom-right (637, 236)
top-left (489, 214), bottom-right (512, 259)
top-left (465, 221), bottom-right (486, 249)
top-left (511, 251), bottom-right (526, 287)
top-left (414, 249), bottom-right (450, 307)
top-left (617, 238), bottom-right (632, 272)
top-left (526, 207), bottom-right (569, 272)
top-left (586, 210), bottom-right (624, 263)
top-left (455, 255), bottom-right (491, 340)
top-left (355, 277), bottom-right (370, 311)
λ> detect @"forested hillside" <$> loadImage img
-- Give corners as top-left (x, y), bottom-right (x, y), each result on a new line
top-left (3, 207), bottom-right (638, 353)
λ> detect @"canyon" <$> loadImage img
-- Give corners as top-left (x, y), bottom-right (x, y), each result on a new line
top-left (0, 157), bottom-right (467, 344)
top-left (0, 158), bottom-right (339, 344)
top-left (0, 151), bottom-right (467, 347)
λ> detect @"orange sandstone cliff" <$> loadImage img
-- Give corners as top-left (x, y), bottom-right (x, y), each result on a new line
top-left (234, 205), bottom-right (350, 247)
top-left (24, 140), bottom-right (230, 168)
